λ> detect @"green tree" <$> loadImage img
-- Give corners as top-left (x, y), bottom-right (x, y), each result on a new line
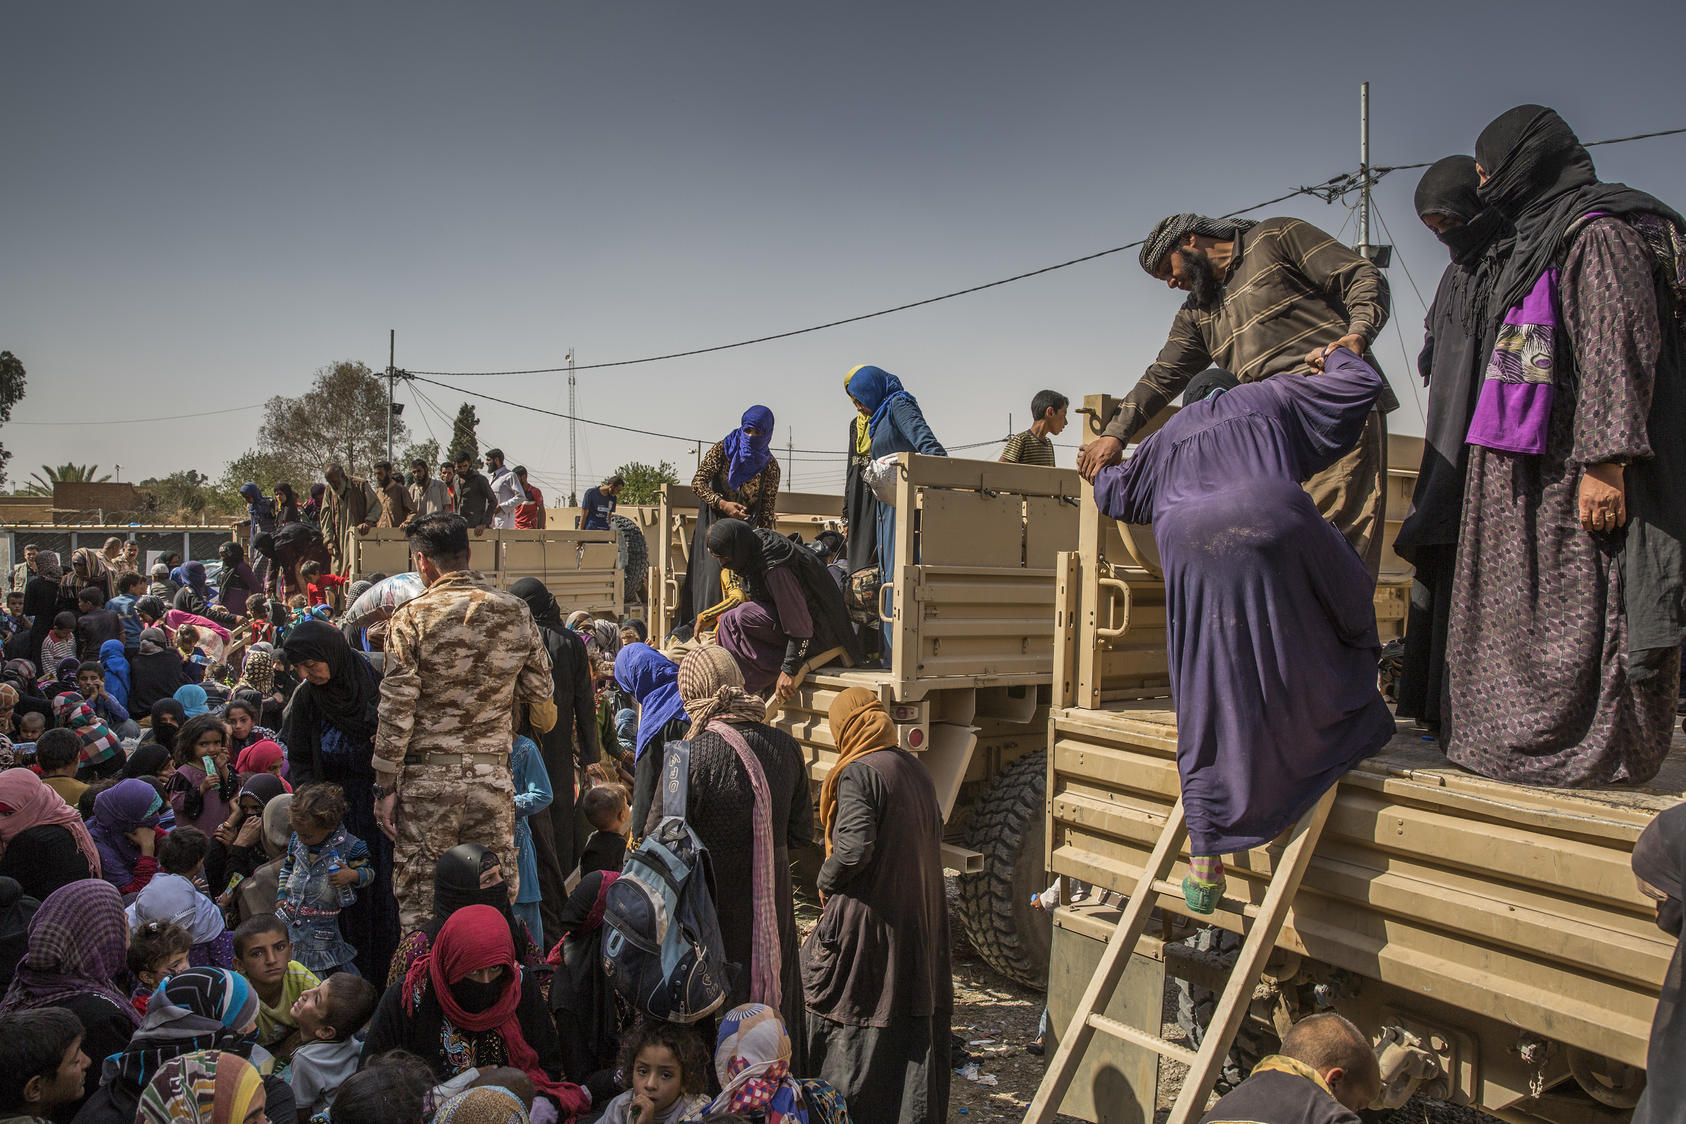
top-left (257, 360), bottom-right (407, 477)
top-left (219, 448), bottom-right (311, 498)
top-left (0, 352), bottom-right (27, 487)
top-left (447, 403), bottom-right (480, 462)
top-left (138, 470), bottom-right (237, 521)
top-left (399, 438), bottom-right (442, 475)
top-left (24, 463), bottom-right (111, 497)
top-left (613, 460), bottom-right (680, 505)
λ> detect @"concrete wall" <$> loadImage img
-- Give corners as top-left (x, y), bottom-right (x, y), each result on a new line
top-left (53, 482), bottom-right (144, 513)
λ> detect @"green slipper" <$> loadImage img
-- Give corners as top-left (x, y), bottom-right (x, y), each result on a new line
top-left (1182, 874), bottom-right (1225, 915)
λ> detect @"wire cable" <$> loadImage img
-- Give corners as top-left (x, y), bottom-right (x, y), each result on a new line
top-left (10, 402), bottom-right (265, 426)
top-left (1370, 201), bottom-right (1431, 316)
top-left (1373, 124), bottom-right (1686, 177)
top-left (408, 176), bottom-right (1374, 379)
top-left (410, 122), bottom-right (1683, 381)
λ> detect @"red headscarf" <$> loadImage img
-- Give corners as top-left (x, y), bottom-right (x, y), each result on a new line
top-left (0, 768), bottom-right (101, 876)
top-left (234, 740), bottom-right (291, 791)
top-left (404, 904), bottom-right (588, 1116)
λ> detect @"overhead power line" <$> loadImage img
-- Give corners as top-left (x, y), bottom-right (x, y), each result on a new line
top-left (1373, 124), bottom-right (1686, 175)
top-left (409, 174), bottom-right (1380, 379)
top-left (407, 124), bottom-right (1684, 381)
top-left (10, 403), bottom-right (265, 426)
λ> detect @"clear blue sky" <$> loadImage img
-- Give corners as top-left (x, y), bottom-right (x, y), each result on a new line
top-left (4, 1), bottom-right (1681, 496)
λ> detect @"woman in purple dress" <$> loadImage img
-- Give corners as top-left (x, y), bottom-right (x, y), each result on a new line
top-left (1092, 348), bottom-right (1396, 913)
top-left (704, 519), bottom-right (859, 703)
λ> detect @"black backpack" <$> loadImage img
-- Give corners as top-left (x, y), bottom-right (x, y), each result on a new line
top-left (601, 740), bottom-right (730, 1023)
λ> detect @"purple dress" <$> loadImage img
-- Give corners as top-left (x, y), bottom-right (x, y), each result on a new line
top-left (717, 567), bottom-right (814, 694)
top-left (1093, 349), bottom-right (1396, 854)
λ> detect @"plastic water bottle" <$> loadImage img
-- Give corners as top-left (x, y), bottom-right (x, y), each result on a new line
top-left (326, 853), bottom-right (356, 907)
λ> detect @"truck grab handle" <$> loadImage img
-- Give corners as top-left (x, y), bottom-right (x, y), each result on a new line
top-left (1095, 576), bottom-right (1133, 642)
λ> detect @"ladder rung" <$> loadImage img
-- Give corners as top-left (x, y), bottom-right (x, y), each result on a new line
top-left (1150, 878), bottom-right (1262, 919)
top-left (1086, 1013), bottom-right (1199, 1067)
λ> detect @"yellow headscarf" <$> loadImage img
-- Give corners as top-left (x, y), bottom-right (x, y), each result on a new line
top-left (845, 367), bottom-right (872, 456)
top-left (821, 686), bottom-right (898, 853)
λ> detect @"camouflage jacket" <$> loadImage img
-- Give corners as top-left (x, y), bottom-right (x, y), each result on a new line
top-left (373, 570), bottom-right (554, 778)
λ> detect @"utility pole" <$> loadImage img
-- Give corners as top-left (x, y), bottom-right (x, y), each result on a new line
top-left (695, 441), bottom-right (702, 475)
top-left (386, 329), bottom-right (396, 464)
top-left (567, 349), bottom-right (577, 507)
top-left (786, 427), bottom-right (793, 491)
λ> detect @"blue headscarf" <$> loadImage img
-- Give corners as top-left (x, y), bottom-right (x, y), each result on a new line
top-left (613, 643), bottom-right (688, 761)
top-left (721, 405), bottom-right (776, 491)
top-left (100, 639), bottom-right (132, 709)
top-left (844, 364), bottom-right (916, 438)
top-left (174, 683), bottom-right (209, 718)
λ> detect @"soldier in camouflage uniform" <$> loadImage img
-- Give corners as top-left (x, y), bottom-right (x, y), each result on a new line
top-left (372, 513), bottom-right (559, 931)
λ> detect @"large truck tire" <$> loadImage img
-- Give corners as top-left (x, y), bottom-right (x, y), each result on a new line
top-left (1172, 927), bottom-right (1280, 1093)
top-left (956, 750), bottom-right (1053, 990)
top-left (609, 514), bottom-right (648, 606)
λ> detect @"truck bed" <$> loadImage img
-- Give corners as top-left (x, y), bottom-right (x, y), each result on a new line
top-left (1048, 700), bottom-right (1681, 1068)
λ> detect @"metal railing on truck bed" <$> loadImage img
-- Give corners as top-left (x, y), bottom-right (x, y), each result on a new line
top-left (1045, 414), bottom-right (1676, 1119)
top-left (349, 527), bottom-right (623, 617)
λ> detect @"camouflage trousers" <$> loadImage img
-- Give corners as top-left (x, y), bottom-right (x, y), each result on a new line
top-left (392, 758), bottom-right (517, 932)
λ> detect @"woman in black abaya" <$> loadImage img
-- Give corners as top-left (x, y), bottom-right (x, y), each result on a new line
top-left (1393, 155), bottom-right (1512, 731)
top-left (279, 619), bottom-right (397, 977)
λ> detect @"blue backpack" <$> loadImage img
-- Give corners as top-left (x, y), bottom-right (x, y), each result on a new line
top-left (601, 740), bottom-right (730, 1024)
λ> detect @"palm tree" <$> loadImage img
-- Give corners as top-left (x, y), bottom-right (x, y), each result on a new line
top-left (23, 463), bottom-right (112, 497)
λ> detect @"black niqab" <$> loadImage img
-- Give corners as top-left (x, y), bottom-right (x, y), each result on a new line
top-left (1415, 155), bottom-right (1512, 270)
top-left (1476, 105), bottom-right (1684, 317)
top-left (508, 577), bottom-right (563, 629)
top-left (1633, 804), bottom-right (1686, 1124)
top-left (706, 519), bottom-right (766, 577)
top-left (425, 843), bottom-right (527, 956)
top-left (279, 620), bottom-right (381, 787)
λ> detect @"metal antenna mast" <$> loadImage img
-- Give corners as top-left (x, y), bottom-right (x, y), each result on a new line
top-left (1358, 82), bottom-right (1372, 259)
top-left (567, 349), bottom-right (577, 506)
top-left (386, 329), bottom-right (396, 464)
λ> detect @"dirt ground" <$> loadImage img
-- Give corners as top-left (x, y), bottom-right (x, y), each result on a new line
top-left (794, 865), bottom-right (1501, 1124)
top-left (794, 866), bottom-right (1177, 1122)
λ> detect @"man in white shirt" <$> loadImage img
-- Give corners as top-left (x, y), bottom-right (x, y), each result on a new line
top-left (486, 448), bottom-right (527, 530)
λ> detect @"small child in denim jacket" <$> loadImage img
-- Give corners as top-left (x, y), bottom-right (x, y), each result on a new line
top-left (275, 782), bottom-right (372, 975)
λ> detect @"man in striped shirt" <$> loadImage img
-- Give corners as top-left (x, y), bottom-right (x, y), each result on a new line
top-left (1000, 389), bottom-right (1067, 467)
top-left (1077, 213), bottom-right (1397, 579)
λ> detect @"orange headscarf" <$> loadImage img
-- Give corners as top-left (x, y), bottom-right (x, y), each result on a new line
top-left (820, 686), bottom-right (898, 854)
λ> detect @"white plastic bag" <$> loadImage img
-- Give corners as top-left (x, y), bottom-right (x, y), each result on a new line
top-left (341, 572), bottom-right (427, 630)
top-left (862, 454), bottom-right (902, 504)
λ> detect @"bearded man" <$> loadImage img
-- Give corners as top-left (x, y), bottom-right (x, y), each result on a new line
top-left (1077, 213), bottom-right (1397, 577)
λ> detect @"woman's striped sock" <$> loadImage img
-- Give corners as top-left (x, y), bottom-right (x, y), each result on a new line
top-left (1189, 854), bottom-right (1224, 882)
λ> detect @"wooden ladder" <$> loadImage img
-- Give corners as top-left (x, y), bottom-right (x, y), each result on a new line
top-left (1023, 788), bottom-right (1338, 1124)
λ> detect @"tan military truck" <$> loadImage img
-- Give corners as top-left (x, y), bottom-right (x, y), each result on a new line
top-left (1041, 395), bottom-right (1674, 1124)
top-left (648, 462), bottom-right (1087, 987)
top-left (349, 527), bottom-right (623, 617)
